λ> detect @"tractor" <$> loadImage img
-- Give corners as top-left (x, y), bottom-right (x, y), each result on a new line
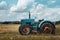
top-left (19, 12), bottom-right (55, 35)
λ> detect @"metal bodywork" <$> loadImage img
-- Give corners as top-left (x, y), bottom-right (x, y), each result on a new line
top-left (20, 19), bottom-right (55, 31)
top-left (21, 19), bottom-right (34, 26)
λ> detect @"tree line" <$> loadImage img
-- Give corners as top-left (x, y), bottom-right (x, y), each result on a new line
top-left (0, 21), bottom-right (60, 25)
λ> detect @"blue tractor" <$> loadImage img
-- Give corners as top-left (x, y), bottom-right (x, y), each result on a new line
top-left (19, 12), bottom-right (55, 35)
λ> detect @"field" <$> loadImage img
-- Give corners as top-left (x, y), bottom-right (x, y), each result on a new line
top-left (0, 24), bottom-right (60, 40)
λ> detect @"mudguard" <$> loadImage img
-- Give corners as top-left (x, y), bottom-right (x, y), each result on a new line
top-left (38, 20), bottom-right (55, 28)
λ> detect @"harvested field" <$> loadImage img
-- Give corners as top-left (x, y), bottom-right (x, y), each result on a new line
top-left (0, 24), bottom-right (60, 40)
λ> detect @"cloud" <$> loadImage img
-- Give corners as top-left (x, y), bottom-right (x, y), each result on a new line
top-left (16, 12), bottom-right (29, 21)
top-left (0, 0), bottom-right (60, 22)
top-left (30, 4), bottom-right (60, 21)
top-left (10, 0), bottom-right (35, 12)
top-left (0, 10), bottom-right (17, 21)
top-left (0, 1), bottom-right (7, 10)
top-left (48, 0), bottom-right (56, 4)
top-left (51, 0), bottom-right (56, 3)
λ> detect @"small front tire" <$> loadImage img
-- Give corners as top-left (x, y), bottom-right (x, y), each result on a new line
top-left (19, 25), bottom-right (31, 35)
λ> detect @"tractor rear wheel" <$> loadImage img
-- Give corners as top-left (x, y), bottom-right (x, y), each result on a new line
top-left (40, 22), bottom-right (55, 34)
top-left (19, 24), bottom-right (31, 35)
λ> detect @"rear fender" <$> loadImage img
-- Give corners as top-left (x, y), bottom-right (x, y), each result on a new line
top-left (38, 20), bottom-right (55, 28)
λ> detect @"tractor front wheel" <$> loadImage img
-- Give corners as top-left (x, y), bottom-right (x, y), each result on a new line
top-left (19, 25), bottom-right (31, 35)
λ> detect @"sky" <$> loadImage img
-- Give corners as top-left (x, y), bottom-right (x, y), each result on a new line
top-left (0, 0), bottom-right (60, 22)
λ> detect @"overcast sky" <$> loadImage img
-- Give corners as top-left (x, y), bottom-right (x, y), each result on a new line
top-left (0, 0), bottom-right (60, 22)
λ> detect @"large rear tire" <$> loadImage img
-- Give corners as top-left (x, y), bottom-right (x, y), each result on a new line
top-left (19, 24), bottom-right (31, 35)
top-left (39, 22), bottom-right (55, 34)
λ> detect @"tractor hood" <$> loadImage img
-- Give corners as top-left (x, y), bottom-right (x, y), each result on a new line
top-left (21, 19), bottom-right (35, 25)
top-left (21, 19), bottom-right (34, 22)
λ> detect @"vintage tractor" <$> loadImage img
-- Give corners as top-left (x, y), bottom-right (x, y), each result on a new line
top-left (19, 12), bottom-right (55, 35)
